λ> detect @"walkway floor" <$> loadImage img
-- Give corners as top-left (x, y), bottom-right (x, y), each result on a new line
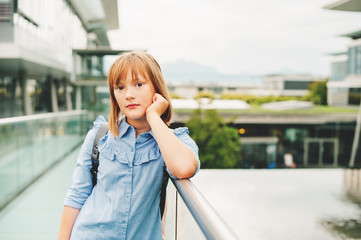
top-left (0, 146), bottom-right (81, 240)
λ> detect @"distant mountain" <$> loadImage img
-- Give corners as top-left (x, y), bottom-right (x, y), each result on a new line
top-left (161, 60), bottom-right (262, 85)
top-left (266, 67), bottom-right (308, 76)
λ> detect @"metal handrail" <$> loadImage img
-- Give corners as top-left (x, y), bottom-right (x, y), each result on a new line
top-left (0, 110), bottom-right (87, 125)
top-left (171, 178), bottom-right (239, 240)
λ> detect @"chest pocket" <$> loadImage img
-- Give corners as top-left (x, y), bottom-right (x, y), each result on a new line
top-left (133, 147), bottom-right (160, 166)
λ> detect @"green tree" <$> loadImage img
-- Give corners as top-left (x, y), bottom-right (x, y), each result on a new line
top-left (305, 79), bottom-right (328, 105)
top-left (194, 91), bottom-right (215, 100)
top-left (186, 109), bottom-right (242, 168)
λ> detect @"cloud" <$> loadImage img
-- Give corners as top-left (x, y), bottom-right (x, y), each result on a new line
top-left (108, 0), bottom-right (360, 76)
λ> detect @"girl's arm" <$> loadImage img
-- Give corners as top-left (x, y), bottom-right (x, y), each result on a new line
top-left (146, 94), bottom-right (198, 179)
top-left (58, 206), bottom-right (80, 240)
top-left (58, 117), bottom-right (106, 239)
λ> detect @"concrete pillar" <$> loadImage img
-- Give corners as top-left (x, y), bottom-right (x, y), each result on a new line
top-left (333, 139), bottom-right (339, 167)
top-left (48, 76), bottom-right (58, 112)
top-left (349, 100), bottom-right (361, 167)
top-left (303, 138), bottom-right (309, 166)
top-left (318, 140), bottom-right (323, 167)
top-left (328, 87), bottom-right (348, 106)
top-left (93, 86), bottom-right (98, 118)
top-left (344, 169), bottom-right (361, 199)
top-left (63, 78), bottom-right (73, 111)
top-left (75, 86), bottom-right (82, 110)
top-left (19, 71), bottom-right (33, 115)
top-left (9, 76), bottom-right (17, 116)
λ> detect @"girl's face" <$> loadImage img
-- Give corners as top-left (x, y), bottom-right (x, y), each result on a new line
top-left (113, 69), bottom-right (155, 126)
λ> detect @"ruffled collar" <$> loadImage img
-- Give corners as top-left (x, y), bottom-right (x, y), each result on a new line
top-left (118, 118), bottom-right (155, 139)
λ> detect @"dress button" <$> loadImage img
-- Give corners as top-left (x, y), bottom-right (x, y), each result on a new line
top-left (122, 220), bottom-right (126, 223)
top-left (128, 169), bottom-right (131, 172)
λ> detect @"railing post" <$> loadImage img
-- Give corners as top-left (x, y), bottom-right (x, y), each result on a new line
top-left (171, 178), bottom-right (239, 240)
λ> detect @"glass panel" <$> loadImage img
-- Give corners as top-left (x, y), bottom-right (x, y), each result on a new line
top-left (322, 142), bottom-right (335, 165)
top-left (164, 182), bottom-right (206, 239)
top-left (176, 192), bottom-right (206, 240)
top-left (0, 111), bottom-right (87, 209)
top-left (164, 183), bottom-right (176, 239)
top-left (308, 142), bottom-right (319, 165)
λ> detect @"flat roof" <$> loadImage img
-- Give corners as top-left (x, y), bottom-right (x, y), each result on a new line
top-left (340, 29), bottom-right (361, 39)
top-left (173, 112), bottom-right (358, 125)
top-left (72, 48), bottom-right (134, 56)
top-left (328, 51), bottom-right (348, 56)
top-left (324, 0), bottom-right (361, 12)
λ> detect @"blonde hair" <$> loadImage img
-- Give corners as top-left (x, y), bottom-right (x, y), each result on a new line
top-left (108, 50), bottom-right (172, 136)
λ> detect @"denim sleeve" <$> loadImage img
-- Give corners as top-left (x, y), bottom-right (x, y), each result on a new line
top-left (166, 127), bottom-right (201, 179)
top-left (63, 116), bottom-right (106, 209)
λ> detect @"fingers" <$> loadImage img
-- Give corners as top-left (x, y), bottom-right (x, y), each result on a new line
top-left (153, 93), bottom-right (163, 102)
top-left (147, 93), bottom-right (168, 117)
top-left (153, 93), bottom-right (168, 106)
top-left (152, 93), bottom-right (157, 102)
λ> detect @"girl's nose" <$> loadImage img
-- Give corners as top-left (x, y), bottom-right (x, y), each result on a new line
top-left (125, 88), bottom-right (135, 100)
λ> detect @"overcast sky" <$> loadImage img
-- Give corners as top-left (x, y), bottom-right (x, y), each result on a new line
top-left (108, 0), bottom-right (360, 76)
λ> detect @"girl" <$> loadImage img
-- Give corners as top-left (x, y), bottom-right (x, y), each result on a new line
top-left (58, 51), bottom-right (200, 239)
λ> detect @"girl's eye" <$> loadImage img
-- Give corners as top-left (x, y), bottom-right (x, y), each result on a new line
top-left (136, 83), bottom-right (143, 87)
top-left (117, 86), bottom-right (124, 90)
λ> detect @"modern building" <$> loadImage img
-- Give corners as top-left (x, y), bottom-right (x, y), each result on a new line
top-left (167, 74), bottom-right (322, 99)
top-left (324, 0), bottom-right (361, 106)
top-left (167, 82), bottom-right (258, 99)
top-left (0, 0), bottom-right (119, 118)
top-left (260, 74), bottom-right (323, 97)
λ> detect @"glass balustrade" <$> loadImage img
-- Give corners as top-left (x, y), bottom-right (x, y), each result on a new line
top-left (0, 109), bottom-right (239, 239)
top-left (164, 179), bottom-right (239, 239)
top-left (164, 181), bottom-right (206, 239)
top-left (0, 110), bottom-right (88, 210)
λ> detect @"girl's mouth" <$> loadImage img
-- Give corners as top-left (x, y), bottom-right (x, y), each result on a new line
top-left (127, 104), bottom-right (139, 109)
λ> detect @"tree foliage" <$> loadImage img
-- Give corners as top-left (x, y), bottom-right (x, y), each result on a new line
top-left (304, 79), bottom-right (328, 105)
top-left (186, 109), bottom-right (242, 168)
top-left (194, 91), bottom-right (215, 100)
top-left (220, 94), bottom-right (301, 105)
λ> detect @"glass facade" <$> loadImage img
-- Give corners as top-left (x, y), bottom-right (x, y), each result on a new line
top-left (0, 0), bottom-right (90, 118)
top-left (0, 0), bottom-right (13, 23)
top-left (330, 61), bottom-right (348, 81)
top-left (348, 46), bottom-right (361, 75)
top-left (349, 87), bottom-right (361, 105)
top-left (0, 76), bottom-right (22, 118)
top-left (15, 0), bottom-right (87, 53)
top-left (0, 76), bottom-right (73, 118)
top-left (229, 122), bottom-right (358, 169)
top-left (284, 81), bottom-right (312, 90)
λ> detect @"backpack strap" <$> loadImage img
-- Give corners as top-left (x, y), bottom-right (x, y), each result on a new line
top-left (160, 165), bottom-right (169, 219)
top-left (91, 123), bottom-right (109, 188)
top-left (90, 122), bottom-right (169, 219)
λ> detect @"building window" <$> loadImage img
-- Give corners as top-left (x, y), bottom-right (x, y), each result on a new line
top-left (284, 81), bottom-right (311, 90)
top-left (348, 88), bottom-right (361, 105)
top-left (0, 76), bottom-right (22, 118)
top-left (330, 61), bottom-right (348, 81)
top-left (348, 46), bottom-right (361, 75)
top-left (357, 46), bottom-right (361, 74)
top-left (0, 1), bottom-right (13, 22)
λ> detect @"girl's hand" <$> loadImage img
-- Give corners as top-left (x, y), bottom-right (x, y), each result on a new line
top-left (146, 93), bottom-right (169, 119)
